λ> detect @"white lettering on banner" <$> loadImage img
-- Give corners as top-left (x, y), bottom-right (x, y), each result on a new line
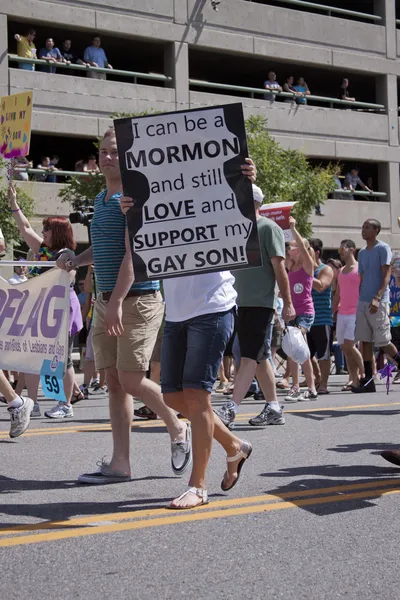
top-left (115, 103), bottom-right (261, 280)
top-left (0, 268), bottom-right (69, 375)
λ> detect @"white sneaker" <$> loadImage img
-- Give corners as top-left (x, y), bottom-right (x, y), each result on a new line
top-left (45, 402), bottom-right (74, 419)
top-left (8, 397), bottom-right (34, 438)
top-left (284, 387), bottom-right (303, 403)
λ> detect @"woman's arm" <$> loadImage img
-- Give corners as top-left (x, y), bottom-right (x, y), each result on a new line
top-left (8, 182), bottom-right (42, 254)
top-left (288, 216), bottom-right (314, 275)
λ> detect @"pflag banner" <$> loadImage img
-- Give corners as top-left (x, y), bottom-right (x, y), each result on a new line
top-left (0, 268), bottom-right (69, 375)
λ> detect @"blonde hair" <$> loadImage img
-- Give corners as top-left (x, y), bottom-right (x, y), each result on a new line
top-left (102, 126), bottom-right (115, 140)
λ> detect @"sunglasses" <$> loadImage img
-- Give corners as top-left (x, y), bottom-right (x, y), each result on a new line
top-left (42, 227), bottom-right (51, 233)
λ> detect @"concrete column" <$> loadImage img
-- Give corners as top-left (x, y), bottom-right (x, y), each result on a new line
top-left (374, 0), bottom-right (396, 59)
top-left (164, 41), bottom-right (189, 110)
top-left (376, 74), bottom-right (399, 147)
top-left (378, 162), bottom-right (400, 234)
top-left (0, 14), bottom-right (9, 98)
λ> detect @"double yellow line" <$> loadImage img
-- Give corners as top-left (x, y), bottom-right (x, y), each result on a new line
top-left (1, 401), bottom-right (399, 438)
top-left (1, 478), bottom-right (399, 548)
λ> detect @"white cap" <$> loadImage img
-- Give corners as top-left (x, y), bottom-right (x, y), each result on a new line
top-left (252, 184), bottom-right (264, 204)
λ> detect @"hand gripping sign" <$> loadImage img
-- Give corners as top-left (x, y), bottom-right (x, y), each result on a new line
top-left (114, 103), bottom-right (262, 281)
top-left (0, 266), bottom-right (70, 402)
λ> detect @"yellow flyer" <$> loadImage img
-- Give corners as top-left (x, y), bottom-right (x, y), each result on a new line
top-left (0, 91), bottom-right (33, 158)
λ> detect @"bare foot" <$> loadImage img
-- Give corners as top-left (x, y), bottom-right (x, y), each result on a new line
top-left (169, 488), bottom-right (207, 509)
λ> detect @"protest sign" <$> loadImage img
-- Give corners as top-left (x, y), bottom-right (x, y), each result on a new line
top-left (114, 103), bottom-right (261, 281)
top-left (259, 201), bottom-right (296, 241)
top-left (0, 91), bottom-right (33, 158)
top-left (0, 268), bottom-right (69, 380)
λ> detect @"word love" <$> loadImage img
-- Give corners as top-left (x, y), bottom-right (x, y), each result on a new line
top-left (0, 285), bottom-right (66, 338)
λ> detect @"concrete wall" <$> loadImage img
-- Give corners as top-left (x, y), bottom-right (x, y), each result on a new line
top-left (2, 0), bottom-right (400, 249)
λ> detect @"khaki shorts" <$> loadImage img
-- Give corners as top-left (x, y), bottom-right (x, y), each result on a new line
top-left (150, 315), bottom-right (165, 363)
top-left (355, 300), bottom-right (391, 347)
top-left (92, 291), bottom-right (164, 372)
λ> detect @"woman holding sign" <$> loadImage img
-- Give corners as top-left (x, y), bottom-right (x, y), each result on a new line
top-left (9, 182), bottom-right (82, 418)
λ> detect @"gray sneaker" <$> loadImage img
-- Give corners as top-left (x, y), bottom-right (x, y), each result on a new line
top-left (284, 387), bottom-right (303, 403)
top-left (249, 404), bottom-right (285, 426)
top-left (78, 459), bottom-right (131, 484)
top-left (171, 424), bottom-right (192, 476)
top-left (44, 402), bottom-right (73, 419)
top-left (214, 401), bottom-right (236, 429)
top-left (31, 403), bottom-right (41, 417)
top-left (8, 397), bottom-right (34, 438)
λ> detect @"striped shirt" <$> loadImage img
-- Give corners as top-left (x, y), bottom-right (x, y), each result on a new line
top-left (311, 264), bottom-right (333, 326)
top-left (91, 190), bottom-right (160, 293)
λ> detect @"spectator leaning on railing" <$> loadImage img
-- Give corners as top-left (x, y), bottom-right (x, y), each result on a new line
top-left (61, 39), bottom-right (89, 68)
top-left (282, 76), bottom-right (299, 103)
top-left (263, 71), bottom-right (282, 103)
top-left (39, 38), bottom-right (66, 74)
top-left (14, 28), bottom-right (37, 70)
top-left (339, 78), bottom-right (355, 104)
top-left (84, 35), bottom-right (113, 80)
top-left (83, 155), bottom-right (100, 173)
top-left (34, 156), bottom-right (58, 182)
top-left (343, 167), bottom-right (372, 200)
top-left (295, 77), bottom-right (311, 105)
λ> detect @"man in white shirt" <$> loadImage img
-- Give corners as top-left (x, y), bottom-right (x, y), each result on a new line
top-left (264, 71), bottom-right (282, 103)
top-left (8, 261), bottom-right (28, 285)
top-left (120, 159), bottom-right (257, 510)
top-left (0, 228), bottom-right (4, 253)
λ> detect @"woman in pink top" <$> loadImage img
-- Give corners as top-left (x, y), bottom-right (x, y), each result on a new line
top-left (332, 239), bottom-right (364, 390)
top-left (284, 217), bottom-right (318, 402)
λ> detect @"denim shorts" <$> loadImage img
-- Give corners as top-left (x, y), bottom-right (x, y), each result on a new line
top-left (289, 314), bottom-right (314, 332)
top-left (161, 308), bottom-right (235, 394)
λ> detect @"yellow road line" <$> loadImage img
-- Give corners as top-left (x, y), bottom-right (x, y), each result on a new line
top-left (1, 401), bottom-right (399, 438)
top-left (1, 477), bottom-right (399, 537)
top-left (1, 486), bottom-right (399, 548)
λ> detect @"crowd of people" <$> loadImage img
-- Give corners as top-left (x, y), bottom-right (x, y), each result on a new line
top-left (264, 72), bottom-right (356, 105)
top-left (14, 28), bottom-right (113, 80)
top-left (1, 128), bottom-right (399, 508)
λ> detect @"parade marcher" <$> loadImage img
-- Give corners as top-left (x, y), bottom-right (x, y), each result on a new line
top-left (283, 216), bottom-right (318, 402)
top-left (215, 185), bottom-right (295, 428)
top-left (0, 370), bottom-right (33, 438)
top-left (352, 220), bottom-right (400, 393)
top-left (119, 159), bottom-right (257, 509)
top-left (308, 238), bottom-right (334, 394)
top-left (9, 182), bottom-right (83, 418)
top-left (57, 128), bottom-right (192, 483)
top-left (332, 239), bottom-right (364, 390)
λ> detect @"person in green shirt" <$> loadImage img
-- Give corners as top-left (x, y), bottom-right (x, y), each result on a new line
top-left (216, 184), bottom-right (295, 429)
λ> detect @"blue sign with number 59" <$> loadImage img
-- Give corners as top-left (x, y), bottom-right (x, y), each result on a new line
top-left (40, 357), bottom-right (67, 403)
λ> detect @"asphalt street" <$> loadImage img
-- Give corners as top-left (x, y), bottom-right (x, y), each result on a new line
top-left (1, 373), bottom-right (400, 600)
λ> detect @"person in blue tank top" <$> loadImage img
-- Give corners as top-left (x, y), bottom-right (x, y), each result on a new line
top-left (307, 238), bottom-right (334, 394)
top-left (57, 128), bottom-right (192, 484)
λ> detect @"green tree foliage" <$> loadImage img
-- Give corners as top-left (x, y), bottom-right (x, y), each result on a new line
top-left (0, 171), bottom-right (35, 247)
top-left (58, 172), bottom-right (104, 212)
top-left (246, 115), bottom-right (337, 237)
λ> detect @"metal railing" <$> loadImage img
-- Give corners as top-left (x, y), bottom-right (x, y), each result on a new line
top-left (16, 168), bottom-right (104, 179)
top-left (8, 55), bottom-right (171, 83)
top-left (245, 0), bottom-right (382, 22)
top-left (189, 78), bottom-right (385, 111)
top-left (333, 190), bottom-right (387, 198)
top-left (15, 170), bottom-right (387, 199)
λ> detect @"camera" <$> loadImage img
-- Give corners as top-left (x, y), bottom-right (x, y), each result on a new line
top-left (69, 211), bottom-right (94, 227)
